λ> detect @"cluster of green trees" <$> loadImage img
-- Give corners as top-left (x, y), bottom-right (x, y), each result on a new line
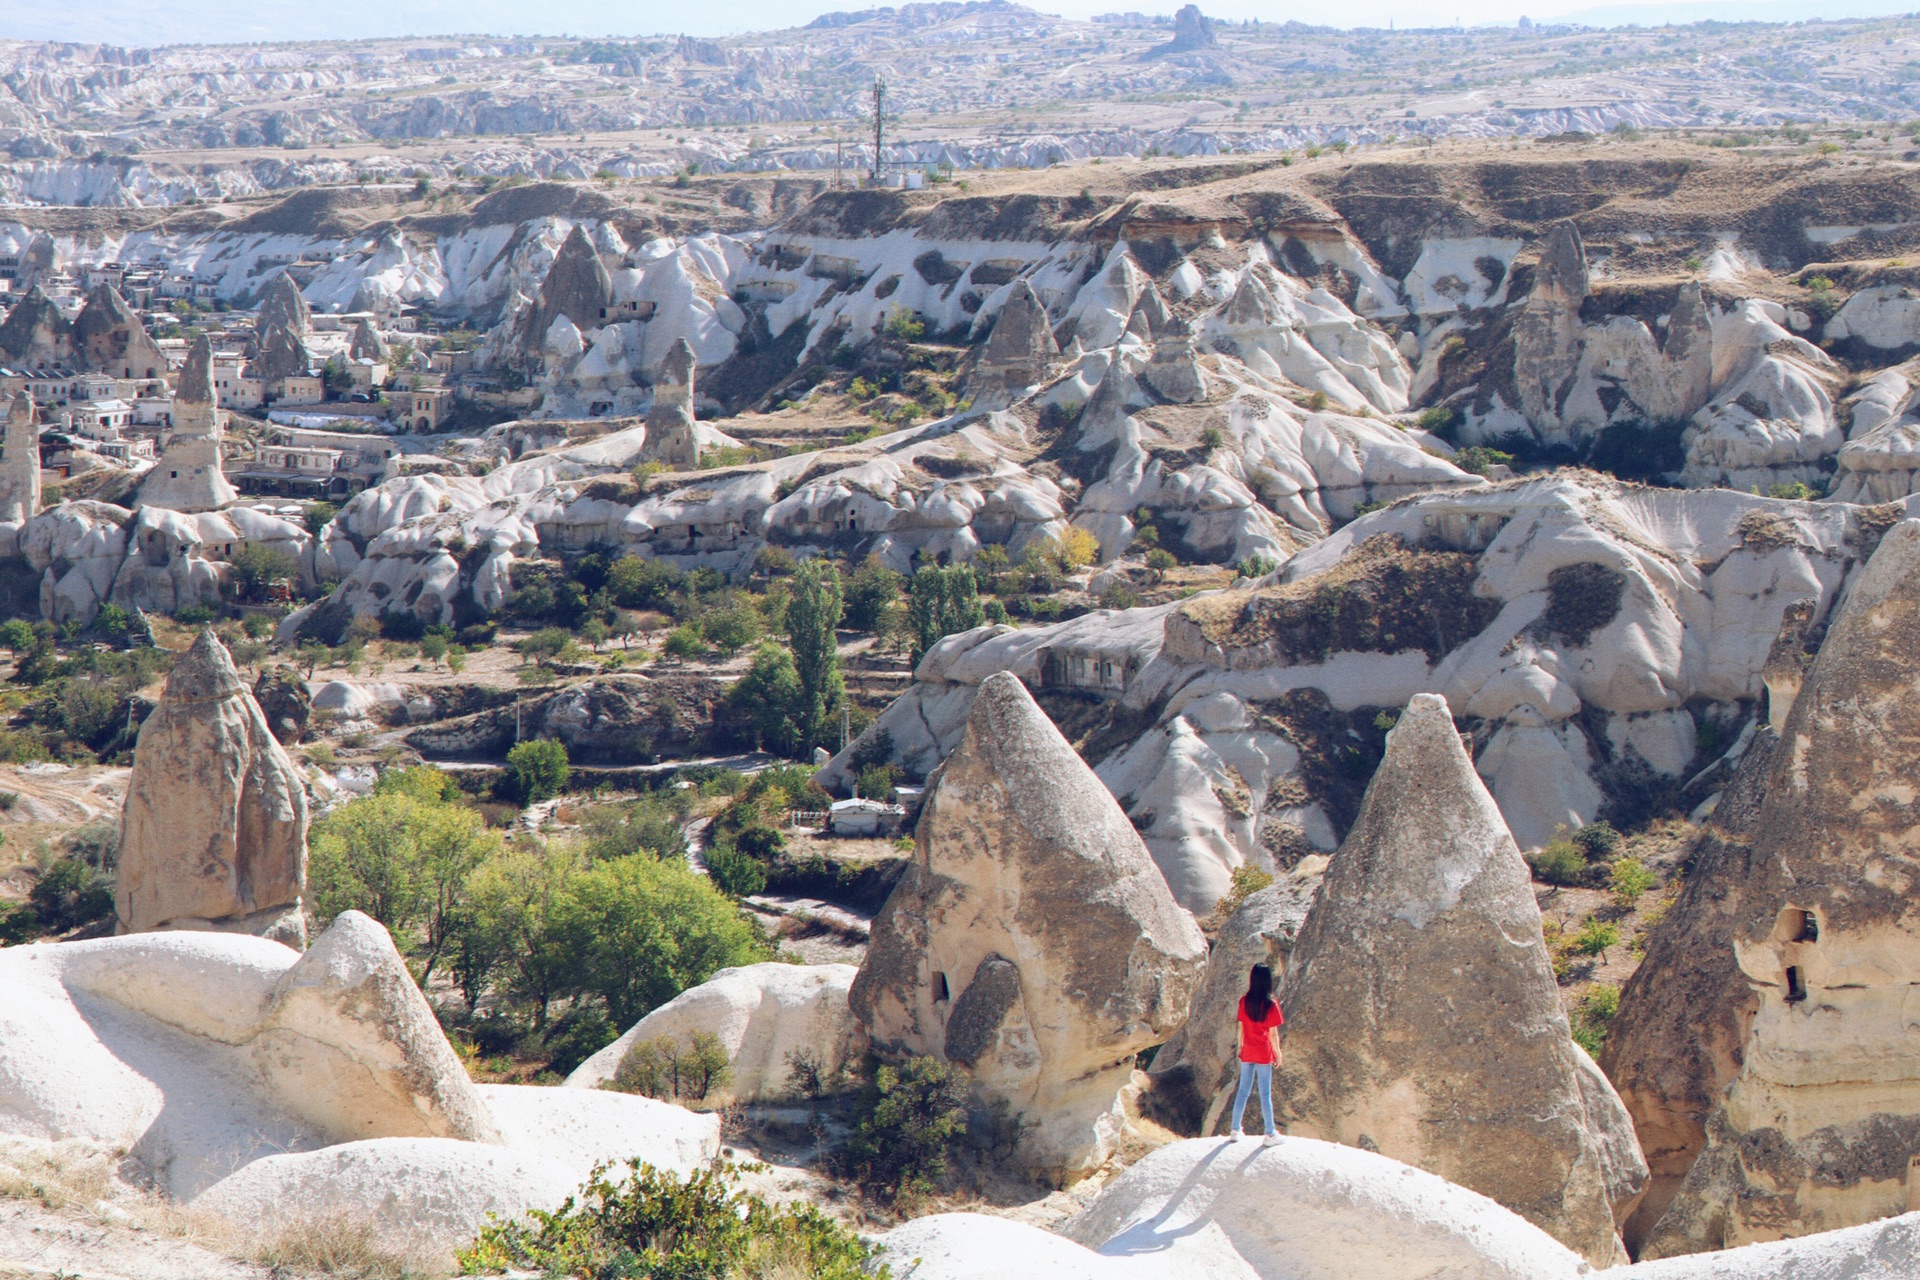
top-left (0, 619), bottom-right (185, 764)
top-left (307, 765), bottom-right (768, 1072)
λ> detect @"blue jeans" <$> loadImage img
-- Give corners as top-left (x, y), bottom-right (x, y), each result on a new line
top-left (1230, 1061), bottom-right (1274, 1136)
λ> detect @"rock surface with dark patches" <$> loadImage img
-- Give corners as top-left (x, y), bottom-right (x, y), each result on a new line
top-left (1275, 692), bottom-right (1641, 1266)
top-left (115, 630), bottom-right (310, 947)
top-left (1639, 518), bottom-right (1920, 1258)
top-left (849, 671), bottom-right (1206, 1184)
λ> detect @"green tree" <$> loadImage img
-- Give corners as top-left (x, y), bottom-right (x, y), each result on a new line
top-left (786, 558), bottom-right (844, 751)
top-left (308, 791), bottom-right (503, 983)
top-left (451, 839), bottom-right (580, 1027)
top-left (226, 543), bottom-right (299, 603)
top-left (842, 556), bottom-right (903, 633)
top-left (728, 643), bottom-right (801, 754)
top-left (549, 853), bottom-right (766, 1025)
top-left (837, 1055), bottom-right (970, 1205)
top-left (699, 600), bottom-right (763, 656)
top-left (506, 738), bottom-right (570, 804)
top-left (906, 564), bottom-right (986, 663)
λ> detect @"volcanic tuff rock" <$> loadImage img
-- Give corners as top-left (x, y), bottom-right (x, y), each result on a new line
top-left (515, 223), bottom-right (613, 365)
top-left (139, 334), bottom-right (237, 513)
top-left (1274, 692), bottom-right (1642, 1265)
top-left (567, 963), bottom-right (867, 1102)
top-left (1639, 518), bottom-right (1920, 1257)
top-left (348, 316), bottom-right (388, 362)
top-left (252, 665), bottom-right (312, 746)
top-left (248, 909), bottom-right (502, 1145)
top-left (642, 336), bottom-right (700, 466)
top-left (0, 285), bottom-right (72, 368)
top-left (71, 283), bottom-right (165, 380)
top-left (848, 670), bottom-right (1207, 1182)
top-left (1600, 718), bottom-right (1782, 1251)
top-left (1146, 855), bottom-right (1327, 1135)
top-left (249, 273), bottom-right (314, 386)
top-left (967, 278), bottom-right (1059, 408)
top-left (115, 629), bottom-right (310, 946)
top-left (0, 392), bottom-right (41, 537)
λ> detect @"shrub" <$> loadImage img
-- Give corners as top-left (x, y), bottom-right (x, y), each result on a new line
top-left (457, 1160), bottom-right (883, 1280)
top-left (1203, 864), bottom-right (1275, 931)
top-left (1452, 445), bottom-right (1513, 476)
top-left (612, 1031), bottom-right (733, 1102)
top-left (882, 306), bottom-right (926, 342)
top-left (1528, 834), bottom-right (1588, 886)
top-left (837, 1055), bottom-right (970, 1205)
top-left (1571, 983), bottom-right (1621, 1057)
top-left (506, 739), bottom-right (570, 805)
top-left (1057, 526), bottom-right (1099, 570)
top-left (661, 625), bottom-right (705, 660)
top-left (1100, 582), bottom-right (1139, 610)
top-left (843, 556), bottom-right (903, 633)
top-left (227, 543), bottom-right (299, 603)
top-left (1572, 821), bottom-right (1622, 860)
top-left (703, 841), bottom-right (769, 898)
top-left (1609, 856), bottom-right (1657, 906)
top-left (727, 644), bottom-right (803, 755)
top-left (1143, 547), bottom-right (1178, 580)
top-left (1572, 916), bottom-right (1621, 959)
top-left (1236, 554), bottom-right (1279, 580)
top-left (28, 856), bottom-right (114, 933)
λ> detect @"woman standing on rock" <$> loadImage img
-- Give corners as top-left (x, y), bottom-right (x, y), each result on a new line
top-left (1228, 963), bottom-right (1283, 1144)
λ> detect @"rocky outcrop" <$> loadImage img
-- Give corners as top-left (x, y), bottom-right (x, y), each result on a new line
top-left (513, 223), bottom-right (612, 366)
top-left (567, 963), bottom-right (867, 1102)
top-left (115, 629), bottom-right (310, 946)
top-left (1275, 692), bottom-right (1642, 1265)
top-left (0, 285), bottom-right (73, 368)
top-left (1600, 723), bottom-right (1780, 1251)
top-left (348, 317), bottom-right (388, 362)
top-left (1146, 855), bottom-right (1327, 1134)
top-left (1512, 222), bottom-right (1589, 437)
top-left (250, 273), bottom-right (314, 387)
top-left (253, 665), bottom-right (312, 745)
top-left (1143, 4), bottom-right (1218, 58)
top-left (1639, 518), bottom-right (1920, 1258)
top-left (249, 909), bottom-right (501, 1145)
top-left (0, 392), bottom-right (41, 535)
top-left (849, 670), bottom-right (1207, 1183)
top-left (642, 336), bottom-right (700, 466)
top-left (404, 673), bottom-right (723, 763)
top-left (968, 279), bottom-right (1059, 407)
top-left (139, 333), bottom-right (237, 513)
top-left (72, 283), bottom-right (165, 380)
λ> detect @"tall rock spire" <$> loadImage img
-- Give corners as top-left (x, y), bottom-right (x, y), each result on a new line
top-left (115, 629), bottom-right (309, 947)
top-left (1275, 692), bottom-right (1641, 1266)
top-left (850, 671), bottom-right (1206, 1184)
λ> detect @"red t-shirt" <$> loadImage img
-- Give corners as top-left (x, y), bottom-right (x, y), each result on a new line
top-left (1237, 996), bottom-right (1284, 1064)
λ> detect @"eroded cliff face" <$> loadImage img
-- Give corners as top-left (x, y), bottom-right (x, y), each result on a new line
top-left (1633, 519), bottom-right (1920, 1258)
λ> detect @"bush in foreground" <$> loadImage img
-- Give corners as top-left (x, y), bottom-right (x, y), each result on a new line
top-left (835, 1055), bottom-right (970, 1206)
top-left (458, 1160), bottom-right (884, 1280)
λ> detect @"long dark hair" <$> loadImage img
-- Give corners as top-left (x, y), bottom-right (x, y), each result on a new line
top-left (1243, 963), bottom-right (1273, 1022)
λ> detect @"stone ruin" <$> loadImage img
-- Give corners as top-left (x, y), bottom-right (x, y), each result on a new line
top-left (115, 629), bottom-right (310, 947)
top-left (850, 670), bottom-right (1207, 1183)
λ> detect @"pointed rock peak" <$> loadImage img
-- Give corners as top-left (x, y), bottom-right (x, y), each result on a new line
top-left (984, 279), bottom-right (1059, 363)
top-left (1221, 268), bottom-right (1281, 327)
top-left (1126, 286), bottom-right (1172, 340)
top-left (80, 282), bottom-right (135, 321)
top-left (559, 221), bottom-right (596, 256)
top-left (258, 272), bottom-right (311, 335)
top-left (164, 628), bottom-right (247, 703)
top-left (1081, 352), bottom-right (1146, 427)
top-left (8, 393), bottom-right (31, 429)
top-left (959, 671), bottom-right (1141, 849)
top-left (1334, 692), bottom-right (1519, 925)
top-left (348, 317), bottom-right (387, 361)
top-left (177, 333), bottom-right (214, 404)
top-left (1531, 222), bottom-right (1589, 307)
top-left (662, 335), bottom-right (697, 382)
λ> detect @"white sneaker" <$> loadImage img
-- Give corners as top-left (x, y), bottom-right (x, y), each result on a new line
top-left (1228, 1129), bottom-right (1244, 1140)
top-left (1262, 1133), bottom-right (1281, 1146)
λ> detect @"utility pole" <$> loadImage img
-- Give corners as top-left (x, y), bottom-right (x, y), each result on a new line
top-left (870, 77), bottom-right (886, 186)
top-left (833, 137), bottom-right (842, 189)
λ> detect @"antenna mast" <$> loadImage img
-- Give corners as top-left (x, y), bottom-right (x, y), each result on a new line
top-left (870, 77), bottom-right (887, 185)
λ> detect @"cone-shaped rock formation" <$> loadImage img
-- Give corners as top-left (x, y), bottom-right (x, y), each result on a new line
top-left (850, 670), bottom-right (1207, 1183)
top-left (115, 629), bottom-right (309, 946)
top-left (1275, 692), bottom-right (1642, 1266)
top-left (968, 280), bottom-right (1059, 407)
top-left (642, 336), bottom-right (699, 467)
top-left (1639, 518), bottom-right (1920, 1257)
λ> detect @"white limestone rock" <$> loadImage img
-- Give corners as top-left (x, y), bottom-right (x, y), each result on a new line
top-left (566, 962), bottom-right (866, 1102)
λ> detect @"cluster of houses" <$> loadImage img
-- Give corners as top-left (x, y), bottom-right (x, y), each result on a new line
top-left (0, 235), bottom-right (460, 497)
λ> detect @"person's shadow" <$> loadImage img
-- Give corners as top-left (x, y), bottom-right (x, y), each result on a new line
top-left (1094, 1139), bottom-right (1272, 1257)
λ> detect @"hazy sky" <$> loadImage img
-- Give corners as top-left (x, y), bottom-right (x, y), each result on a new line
top-left (3, 0), bottom-right (1916, 46)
